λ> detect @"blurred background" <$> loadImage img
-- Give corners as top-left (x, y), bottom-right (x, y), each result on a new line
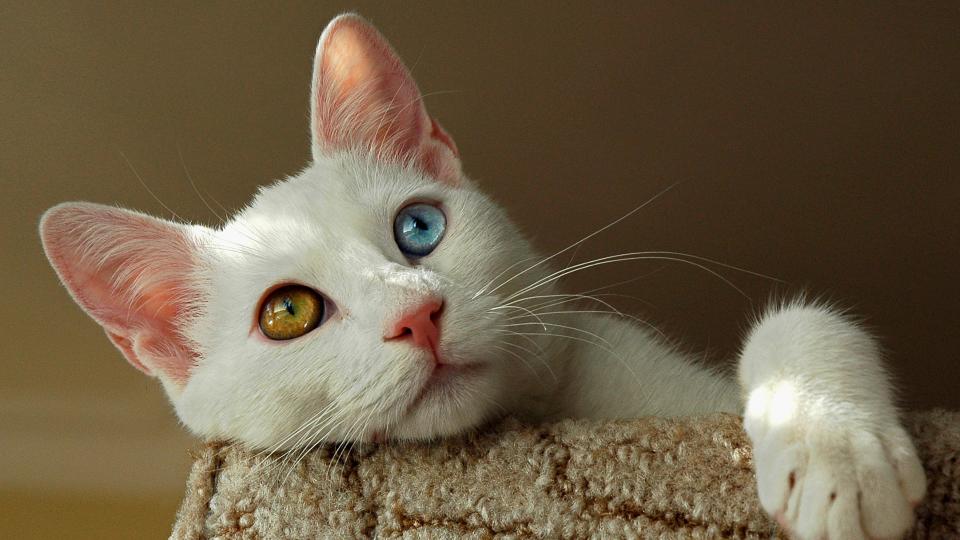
top-left (2, 2), bottom-right (958, 538)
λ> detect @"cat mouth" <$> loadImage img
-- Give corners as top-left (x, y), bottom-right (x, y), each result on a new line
top-left (404, 361), bottom-right (484, 414)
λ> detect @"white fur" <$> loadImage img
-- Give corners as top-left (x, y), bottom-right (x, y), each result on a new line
top-left (175, 153), bottom-right (557, 447)
top-left (42, 15), bottom-right (926, 540)
top-left (738, 302), bottom-right (926, 539)
top-left (166, 150), bottom-right (923, 538)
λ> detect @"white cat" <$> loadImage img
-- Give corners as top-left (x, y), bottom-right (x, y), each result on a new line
top-left (40, 14), bottom-right (925, 540)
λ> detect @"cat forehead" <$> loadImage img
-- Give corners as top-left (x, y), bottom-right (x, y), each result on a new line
top-left (212, 155), bottom-right (457, 269)
top-left (239, 156), bottom-right (445, 230)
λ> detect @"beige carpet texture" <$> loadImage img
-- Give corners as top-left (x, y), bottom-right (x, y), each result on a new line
top-left (171, 411), bottom-right (959, 539)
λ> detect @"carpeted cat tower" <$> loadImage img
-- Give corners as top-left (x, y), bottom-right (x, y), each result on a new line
top-left (171, 411), bottom-right (959, 539)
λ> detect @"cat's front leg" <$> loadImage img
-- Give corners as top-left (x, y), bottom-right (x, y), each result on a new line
top-left (738, 301), bottom-right (926, 540)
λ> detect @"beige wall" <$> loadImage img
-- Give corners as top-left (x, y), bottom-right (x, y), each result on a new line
top-left (2, 3), bottom-right (958, 538)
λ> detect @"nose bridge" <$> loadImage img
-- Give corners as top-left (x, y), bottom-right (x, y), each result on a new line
top-left (371, 263), bottom-right (442, 306)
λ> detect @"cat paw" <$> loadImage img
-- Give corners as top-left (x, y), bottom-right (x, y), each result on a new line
top-left (746, 408), bottom-right (925, 540)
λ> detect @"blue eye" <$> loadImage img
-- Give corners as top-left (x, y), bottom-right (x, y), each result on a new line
top-left (394, 203), bottom-right (446, 257)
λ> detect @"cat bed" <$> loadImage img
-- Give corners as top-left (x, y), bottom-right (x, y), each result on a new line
top-left (170, 411), bottom-right (959, 539)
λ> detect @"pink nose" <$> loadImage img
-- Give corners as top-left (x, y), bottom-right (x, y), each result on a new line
top-left (385, 299), bottom-right (443, 353)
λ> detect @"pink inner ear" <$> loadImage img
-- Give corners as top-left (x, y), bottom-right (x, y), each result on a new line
top-left (312, 14), bottom-right (461, 184)
top-left (40, 203), bottom-right (201, 385)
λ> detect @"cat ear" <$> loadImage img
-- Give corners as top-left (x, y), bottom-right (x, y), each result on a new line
top-left (39, 203), bottom-right (207, 388)
top-left (310, 13), bottom-right (461, 184)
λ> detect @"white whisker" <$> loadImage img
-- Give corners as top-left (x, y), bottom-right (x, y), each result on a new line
top-left (482, 183), bottom-right (680, 298)
top-left (472, 255), bottom-right (539, 300)
top-left (498, 293), bottom-right (623, 318)
top-left (492, 344), bottom-right (545, 380)
top-left (500, 321), bottom-right (617, 350)
top-left (503, 253), bottom-right (754, 304)
top-left (495, 329), bottom-right (637, 381)
top-left (507, 309), bottom-right (667, 339)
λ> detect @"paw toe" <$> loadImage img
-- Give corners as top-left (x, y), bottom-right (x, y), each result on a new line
top-left (883, 425), bottom-right (927, 505)
top-left (794, 457), bottom-right (842, 540)
top-left (827, 490), bottom-right (867, 540)
top-left (852, 433), bottom-right (914, 538)
top-left (756, 443), bottom-right (804, 515)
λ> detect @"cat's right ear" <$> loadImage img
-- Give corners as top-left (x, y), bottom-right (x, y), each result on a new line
top-left (39, 203), bottom-right (207, 390)
top-left (309, 14), bottom-right (462, 184)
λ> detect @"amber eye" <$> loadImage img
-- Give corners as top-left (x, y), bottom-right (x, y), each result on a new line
top-left (258, 285), bottom-right (324, 340)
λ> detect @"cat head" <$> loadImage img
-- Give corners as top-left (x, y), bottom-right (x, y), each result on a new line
top-left (39, 14), bottom-right (556, 449)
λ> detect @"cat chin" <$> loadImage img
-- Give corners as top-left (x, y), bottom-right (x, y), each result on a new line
top-left (385, 404), bottom-right (496, 442)
top-left (180, 360), bottom-right (502, 449)
top-left (374, 365), bottom-right (502, 442)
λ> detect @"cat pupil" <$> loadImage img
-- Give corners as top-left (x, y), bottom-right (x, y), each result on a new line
top-left (283, 297), bottom-right (295, 316)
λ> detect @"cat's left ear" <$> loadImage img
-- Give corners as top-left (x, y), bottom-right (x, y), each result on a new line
top-left (310, 14), bottom-right (461, 184)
